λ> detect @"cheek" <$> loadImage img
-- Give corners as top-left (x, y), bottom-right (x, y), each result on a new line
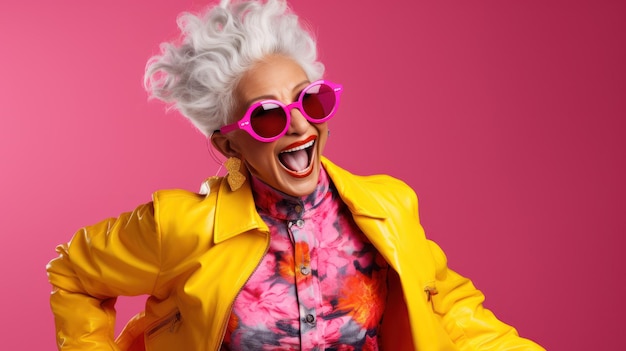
top-left (240, 143), bottom-right (279, 180)
top-left (239, 139), bottom-right (277, 166)
top-left (229, 131), bottom-right (268, 157)
top-left (316, 124), bottom-right (329, 154)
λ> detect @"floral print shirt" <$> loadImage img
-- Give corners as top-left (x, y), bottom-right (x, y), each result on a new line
top-left (221, 168), bottom-right (389, 351)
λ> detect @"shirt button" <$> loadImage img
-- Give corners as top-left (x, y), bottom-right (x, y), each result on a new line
top-left (305, 314), bottom-right (316, 324)
top-left (300, 266), bottom-right (311, 275)
top-left (294, 205), bottom-right (303, 213)
top-left (296, 219), bottom-right (305, 227)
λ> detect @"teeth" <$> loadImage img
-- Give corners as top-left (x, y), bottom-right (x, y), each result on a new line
top-left (281, 140), bottom-right (314, 153)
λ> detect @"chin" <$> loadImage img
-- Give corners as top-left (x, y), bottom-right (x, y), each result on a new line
top-left (280, 162), bottom-right (320, 197)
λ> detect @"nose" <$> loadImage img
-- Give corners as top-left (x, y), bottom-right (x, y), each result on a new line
top-left (286, 106), bottom-right (310, 135)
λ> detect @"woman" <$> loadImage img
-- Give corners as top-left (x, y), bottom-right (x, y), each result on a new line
top-left (47, 0), bottom-right (545, 350)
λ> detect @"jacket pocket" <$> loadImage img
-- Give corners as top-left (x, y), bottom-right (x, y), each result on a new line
top-left (146, 310), bottom-right (182, 342)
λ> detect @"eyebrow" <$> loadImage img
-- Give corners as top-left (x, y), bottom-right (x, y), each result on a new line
top-left (244, 79), bottom-right (310, 107)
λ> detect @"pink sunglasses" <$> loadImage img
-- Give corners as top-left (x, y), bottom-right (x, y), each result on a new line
top-left (220, 80), bottom-right (343, 142)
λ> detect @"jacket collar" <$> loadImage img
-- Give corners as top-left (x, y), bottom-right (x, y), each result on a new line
top-left (320, 157), bottom-right (388, 220)
top-left (213, 174), bottom-right (269, 244)
top-left (213, 156), bottom-right (387, 244)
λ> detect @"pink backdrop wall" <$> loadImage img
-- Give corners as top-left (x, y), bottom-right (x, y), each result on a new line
top-left (1, 0), bottom-right (624, 349)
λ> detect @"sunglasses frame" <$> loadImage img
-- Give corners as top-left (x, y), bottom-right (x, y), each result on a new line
top-left (220, 80), bottom-right (343, 142)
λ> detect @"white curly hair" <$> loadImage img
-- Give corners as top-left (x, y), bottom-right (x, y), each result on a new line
top-left (144, 0), bottom-right (325, 136)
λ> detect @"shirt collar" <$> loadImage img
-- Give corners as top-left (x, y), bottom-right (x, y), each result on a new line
top-left (213, 158), bottom-right (388, 244)
top-left (250, 168), bottom-right (331, 220)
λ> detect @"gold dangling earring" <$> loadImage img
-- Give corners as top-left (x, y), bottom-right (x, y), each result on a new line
top-left (225, 157), bottom-right (246, 191)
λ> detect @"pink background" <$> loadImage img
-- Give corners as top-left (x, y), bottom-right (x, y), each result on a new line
top-left (1, 0), bottom-right (624, 349)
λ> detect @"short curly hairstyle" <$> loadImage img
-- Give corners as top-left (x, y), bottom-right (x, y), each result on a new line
top-left (144, 0), bottom-right (325, 136)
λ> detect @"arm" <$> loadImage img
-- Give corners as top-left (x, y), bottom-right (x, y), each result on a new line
top-left (47, 202), bottom-right (162, 350)
top-left (427, 240), bottom-right (545, 350)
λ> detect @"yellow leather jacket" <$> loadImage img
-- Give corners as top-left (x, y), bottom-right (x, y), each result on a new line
top-left (47, 157), bottom-right (544, 351)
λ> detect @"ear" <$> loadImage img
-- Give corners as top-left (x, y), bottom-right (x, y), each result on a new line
top-left (210, 132), bottom-right (241, 158)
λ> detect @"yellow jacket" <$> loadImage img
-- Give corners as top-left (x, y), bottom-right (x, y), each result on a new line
top-left (47, 157), bottom-right (544, 351)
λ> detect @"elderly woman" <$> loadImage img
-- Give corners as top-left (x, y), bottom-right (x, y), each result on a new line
top-left (47, 0), bottom-right (545, 350)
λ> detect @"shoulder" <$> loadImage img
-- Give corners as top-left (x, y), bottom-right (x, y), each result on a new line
top-left (148, 179), bottom-right (225, 265)
top-left (322, 157), bottom-right (417, 202)
top-left (322, 157), bottom-right (419, 218)
top-left (353, 173), bottom-right (416, 207)
top-left (152, 188), bottom-right (207, 206)
top-left (355, 173), bottom-right (414, 194)
top-left (151, 189), bottom-right (209, 219)
top-left (150, 178), bottom-right (223, 233)
top-left (152, 177), bottom-right (222, 208)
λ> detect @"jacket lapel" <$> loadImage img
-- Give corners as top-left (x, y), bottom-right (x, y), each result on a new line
top-left (212, 176), bottom-right (269, 244)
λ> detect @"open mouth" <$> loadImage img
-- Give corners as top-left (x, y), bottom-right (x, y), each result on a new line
top-left (278, 135), bottom-right (316, 177)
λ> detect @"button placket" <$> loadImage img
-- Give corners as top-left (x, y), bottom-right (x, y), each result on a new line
top-left (285, 200), bottom-right (320, 341)
top-left (304, 313), bottom-right (316, 324)
top-left (295, 218), bottom-right (305, 228)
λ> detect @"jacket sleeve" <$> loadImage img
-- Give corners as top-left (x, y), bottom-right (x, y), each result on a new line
top-left (427, 239), bottom-right (545, 350)
top-left (46, 202), bottom-right (162, 351)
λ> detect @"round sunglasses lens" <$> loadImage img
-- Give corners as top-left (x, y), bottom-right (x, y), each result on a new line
top-left (250, 102), bottom-right (287, 139)
top-left (302, 83), bottom-right (336, 120)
